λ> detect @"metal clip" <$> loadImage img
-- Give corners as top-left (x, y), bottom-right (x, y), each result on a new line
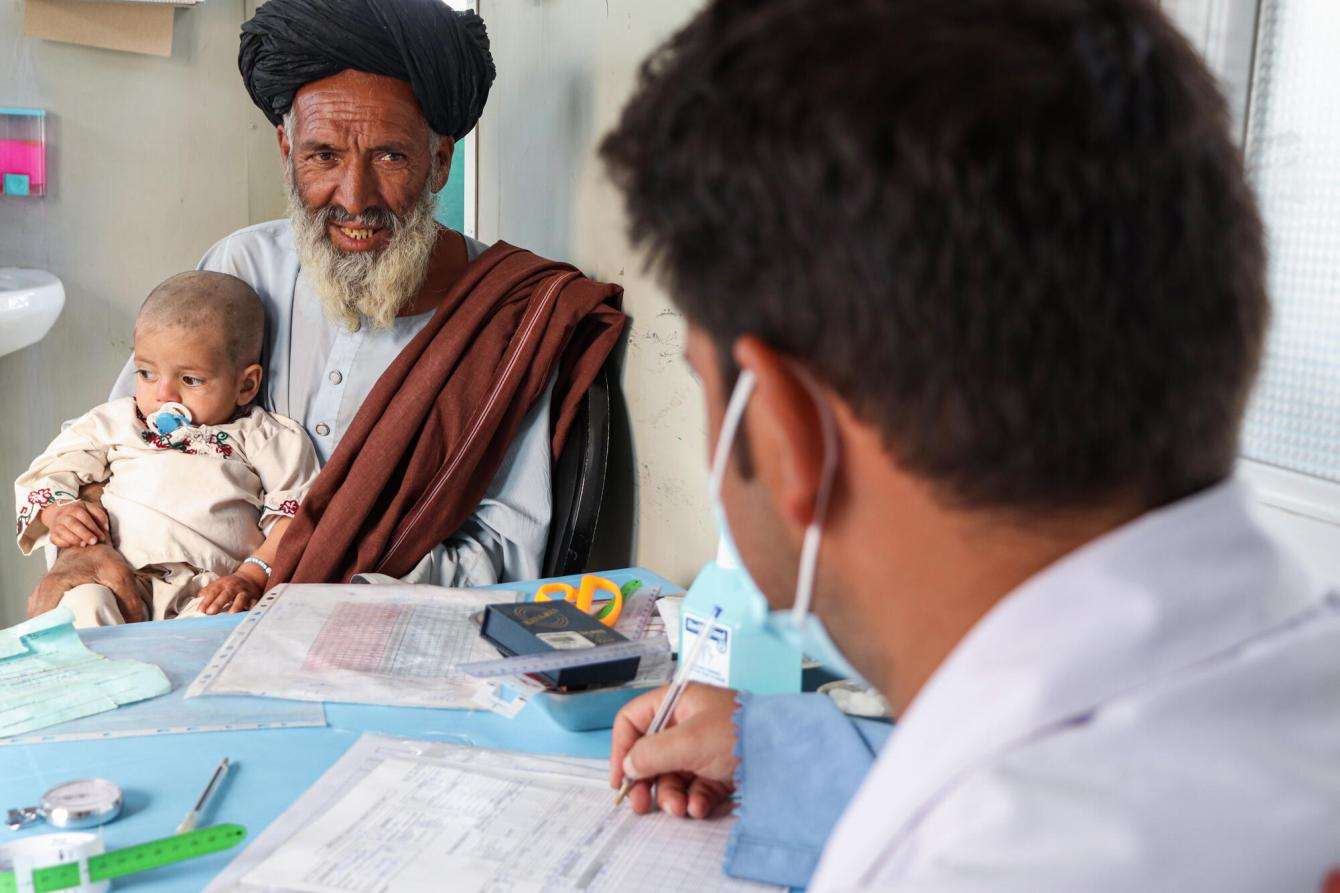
top-left (6, 805), bottom-right (41, 830)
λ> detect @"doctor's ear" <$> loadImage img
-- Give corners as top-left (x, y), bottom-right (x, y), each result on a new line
top-left (236, 364), bottom-right (264, 406)
top-left (734, 337), bottom-right (830, 529)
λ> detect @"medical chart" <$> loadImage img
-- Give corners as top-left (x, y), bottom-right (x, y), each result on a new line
top-left (205, 734), bottom-right (781, 893)
top-left (1, 616), bottom-right (324, 745)
top-left (0, 607), bottom-right (170, 739)
top-left (185, 583), bottom-right (529, 714)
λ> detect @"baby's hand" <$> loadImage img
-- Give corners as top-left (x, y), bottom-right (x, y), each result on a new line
top-left (197, 574), bottom-right (263, 615)
top-left (41, 499), bottom-right (110, 548)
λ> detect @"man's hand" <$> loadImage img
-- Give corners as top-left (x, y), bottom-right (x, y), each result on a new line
top-left (41, 499), bottom-right (110, 549)
top-left (196, 574), bottom-right (263, 615)
top-left (28, 543), bottom-right (146, 622)
top-left (610, 683), bottom-right (740, 819)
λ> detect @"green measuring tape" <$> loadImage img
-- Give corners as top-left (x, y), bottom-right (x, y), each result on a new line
top-left (0, 824), bottom-right (246, 893)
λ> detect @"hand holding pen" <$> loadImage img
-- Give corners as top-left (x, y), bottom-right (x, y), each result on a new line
top-left (609, 607), bottom-right (740, 819)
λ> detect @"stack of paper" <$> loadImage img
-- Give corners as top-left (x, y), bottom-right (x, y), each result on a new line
top-left (0, 607), bottom-right (170, 739)
top-left (1, 617), bottom-right (324, 746)
top-left (206, 734), bottom-right (781, 893)
top-left (186, 584), bottom-right (532, 715)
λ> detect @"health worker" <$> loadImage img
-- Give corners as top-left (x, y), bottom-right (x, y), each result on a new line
top-left (601, 0), bottom-right (1340, 889)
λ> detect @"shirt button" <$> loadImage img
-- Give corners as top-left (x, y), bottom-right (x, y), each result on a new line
top-left (315, 423), bottom-right (331, 437)
top-left (328, 370), bottom-right (343, 385)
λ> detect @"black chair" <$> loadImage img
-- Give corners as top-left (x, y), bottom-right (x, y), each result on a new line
top-left (542, 363), bottom-right (614, 577)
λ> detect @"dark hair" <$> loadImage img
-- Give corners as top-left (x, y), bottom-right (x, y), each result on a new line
top-left (138, 271), bottom-right (266, 368)
top-left (601, 0), bottom-right (1267, 512)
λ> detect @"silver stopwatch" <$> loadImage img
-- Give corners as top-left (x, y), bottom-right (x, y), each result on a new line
top-left (6, 779), bottom-right (123, 831)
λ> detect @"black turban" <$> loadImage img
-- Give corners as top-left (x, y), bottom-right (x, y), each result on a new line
top-left (239, 0), bottom-right (495, 142)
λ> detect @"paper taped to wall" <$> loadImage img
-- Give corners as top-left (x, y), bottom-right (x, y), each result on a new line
top-left (23, 0), bottom-right (177, 57)
top-left (204, 733), bottom-right (781, 893)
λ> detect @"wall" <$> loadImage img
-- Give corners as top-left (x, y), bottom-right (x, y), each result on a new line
top-left (0, 0), bottom-right (285, 624)
top-left (476, 0), bottom-right (715, 588)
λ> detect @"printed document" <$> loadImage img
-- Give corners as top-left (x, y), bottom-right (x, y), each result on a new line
top-left (206, 734), bottom-right (780, 893)
top-left (186, 583), bottom-right (529, 714)
top-left (0, 607), bottom-right (170, 738)
top-left (2, 616), bottom-right (323, 745)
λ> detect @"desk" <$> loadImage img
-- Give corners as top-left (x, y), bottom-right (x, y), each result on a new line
top-left (0, 568), bottom-right (681, 891)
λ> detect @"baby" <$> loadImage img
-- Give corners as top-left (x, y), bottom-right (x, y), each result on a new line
top-left (15, 271), bottom-right (320, 627)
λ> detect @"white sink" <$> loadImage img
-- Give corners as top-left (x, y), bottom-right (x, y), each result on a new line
top-left (0, 268), bottom-right (64, 358)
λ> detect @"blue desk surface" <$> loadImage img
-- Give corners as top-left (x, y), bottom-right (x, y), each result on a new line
top-left (0, 568), bottom-right (682, 891)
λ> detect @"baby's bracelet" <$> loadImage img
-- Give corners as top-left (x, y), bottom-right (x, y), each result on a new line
top-left (241, 556), bottom-right (272, 578)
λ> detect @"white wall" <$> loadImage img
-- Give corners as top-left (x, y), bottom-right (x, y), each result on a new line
top-left (476, 0), bottom-right (716, 588)
top-left (0, 0), bottom-right (285, 624)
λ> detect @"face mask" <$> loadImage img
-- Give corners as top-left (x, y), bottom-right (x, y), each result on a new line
top-left (708, 368), bottom-right (865, 682)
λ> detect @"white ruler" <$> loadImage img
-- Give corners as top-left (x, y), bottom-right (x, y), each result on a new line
top-left (611, 587), bottom-right (663, 642)
top-left (456, 638), bottom-right (672, 679)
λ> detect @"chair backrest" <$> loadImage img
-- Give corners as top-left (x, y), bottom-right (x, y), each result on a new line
top-left (542, 363), bottom-right (612, 577)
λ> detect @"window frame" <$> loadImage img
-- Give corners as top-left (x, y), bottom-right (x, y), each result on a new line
top-left (447, 0), bottom-right (479, 238)
top-left (1163, 0), bottom-right (1340, 534)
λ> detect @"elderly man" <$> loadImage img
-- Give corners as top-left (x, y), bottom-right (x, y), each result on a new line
top-left (602, 0), bottom-right (1340, 890)
top-left (30, 0), bottom-right (618, 621)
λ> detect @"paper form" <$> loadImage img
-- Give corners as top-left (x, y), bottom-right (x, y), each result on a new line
top-left (186, 584), bottom-right (530, 714)
top-left (205, 734), bottom-right (781, 893)
top-left (1, 618), bottom-right (324, 745)
top-left (0, 607), bottom-right (170, 739)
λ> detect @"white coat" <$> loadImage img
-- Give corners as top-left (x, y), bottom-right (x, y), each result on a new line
top-left (811, 481), bottom-right (1340, 892)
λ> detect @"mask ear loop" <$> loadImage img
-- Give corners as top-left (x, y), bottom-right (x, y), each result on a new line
top-left (708, 370), bottom-right (758, 502)
top-left (791, 371), bottom-right (840, 624)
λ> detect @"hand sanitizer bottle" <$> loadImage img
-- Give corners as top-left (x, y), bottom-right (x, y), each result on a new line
top-left (680, 525), bottom-right (802, 694)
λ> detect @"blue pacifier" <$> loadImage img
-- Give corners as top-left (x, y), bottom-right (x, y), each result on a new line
top-left (146, 402), bottom-right (193, 436)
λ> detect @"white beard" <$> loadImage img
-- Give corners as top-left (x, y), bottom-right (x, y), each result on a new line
top-left (286, 171), bottom-right (439, 331)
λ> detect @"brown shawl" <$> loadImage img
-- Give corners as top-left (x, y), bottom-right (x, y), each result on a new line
top-left (268, 242), bottom-right (626, 586)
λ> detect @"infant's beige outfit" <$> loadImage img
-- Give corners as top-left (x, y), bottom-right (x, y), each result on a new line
top-left (16, 397), bottom-right (319, 626)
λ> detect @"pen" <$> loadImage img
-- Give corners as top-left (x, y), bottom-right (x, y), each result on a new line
top-left (176, 757), bottom-right (230, 835)
top-left (614, 605), bottom-right (723, 806)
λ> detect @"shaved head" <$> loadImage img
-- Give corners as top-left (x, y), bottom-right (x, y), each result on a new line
top-left (136, 271), bottom-right (265, 367)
